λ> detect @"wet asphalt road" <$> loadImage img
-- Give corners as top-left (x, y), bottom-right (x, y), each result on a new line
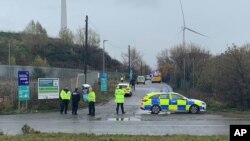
top-left (1, 81), bottom-right (250, 135)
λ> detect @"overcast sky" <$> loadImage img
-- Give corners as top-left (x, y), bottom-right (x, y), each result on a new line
top-left (1, 0), bottom-right (250, 69)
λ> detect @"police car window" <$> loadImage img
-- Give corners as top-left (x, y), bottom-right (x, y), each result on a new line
top-left (119, 85), bottom-right (128, 88)
top-left (160, 94), bottom-right (169, 99)
top-left (150, 94), bottom-right (160, 99)
top-left (171, 94), bottom-right (183, 100)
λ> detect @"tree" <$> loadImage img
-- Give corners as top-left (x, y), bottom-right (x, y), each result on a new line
top-left (59, 27), bottom-right (74, 46)
top-left (74, 27), bottom-right (85, 46)
top-left (214, 44), bottom-right (250, 109)
top-left (22, 20), bottom-right (48, 60)
top-left (74, 27), bottom-right (100, 48)
top-left (10, 56), bottom-right (16, 65)
top-left (157, 49), bottom-right (174, 83)
top-left (168, 43), bottom-right (210, 88)
top-left (33, 55), bottom-right (49, 67)
top-left (122, 47), bottom-right (143, 76)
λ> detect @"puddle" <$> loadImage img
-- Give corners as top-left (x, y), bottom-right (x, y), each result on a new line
top-left (108, 117), bottom-right (141, 121)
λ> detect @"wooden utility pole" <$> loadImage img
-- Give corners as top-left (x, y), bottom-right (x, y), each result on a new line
top-left (128, 45), bottom-right (130, 79)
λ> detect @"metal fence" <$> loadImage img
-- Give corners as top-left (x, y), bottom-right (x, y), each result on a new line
top-left (0, 65), bottom-right (121, 109)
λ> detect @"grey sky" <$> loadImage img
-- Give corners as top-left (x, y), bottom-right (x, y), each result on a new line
top-left (1, 0), bottom-right (250, 69)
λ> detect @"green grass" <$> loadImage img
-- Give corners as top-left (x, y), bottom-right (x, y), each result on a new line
top-left (0, 133), bottom-right (229, 141)
top-left (206, 103), bottom-right (250, 118)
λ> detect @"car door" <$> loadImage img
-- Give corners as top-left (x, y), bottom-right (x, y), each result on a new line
top-left (169, 93), bottom-right (187, 111)
top-left (150, 94), bottom-right (160, 106)
top-left (160, 94), bottom-right (170, 111)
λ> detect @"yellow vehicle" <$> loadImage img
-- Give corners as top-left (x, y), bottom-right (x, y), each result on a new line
top-left (117, 83), bottom-right (133, 96)
top-left (151, 71), bottom-right (162, 83)
top-left (140, 92), bottom-right (206, 114)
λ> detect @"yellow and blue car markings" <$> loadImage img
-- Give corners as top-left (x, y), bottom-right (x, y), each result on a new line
top-left (141, 92), bottom-right (206, 113)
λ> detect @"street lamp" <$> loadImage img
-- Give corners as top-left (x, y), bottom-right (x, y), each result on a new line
top-left (9, 41), bottom-right (11, 79)
top-left (102, 40), bottom-right (108, 72)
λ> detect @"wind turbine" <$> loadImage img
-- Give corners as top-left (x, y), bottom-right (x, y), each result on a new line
top-left (179, 0), bottom-right (208, 48)
top-left (179, 0), bottom-right (208, 89)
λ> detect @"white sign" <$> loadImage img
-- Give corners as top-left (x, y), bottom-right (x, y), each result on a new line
top-left (38, 78), bottom-right (59, 99)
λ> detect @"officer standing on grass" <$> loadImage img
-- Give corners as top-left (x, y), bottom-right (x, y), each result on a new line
top-left (71, 88), bottom-right (80, 115)
top-left (88, 87), bottom-right (96, 116)
top-left (115, 86), bottom-right (126, 114)
top-left (60, 87), bottom-right (71, 114)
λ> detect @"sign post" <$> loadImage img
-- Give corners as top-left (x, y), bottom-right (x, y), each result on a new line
top-left (101, 72), bottom-right (108, 93)
top-left (18, 71), bottom-right (30, 109)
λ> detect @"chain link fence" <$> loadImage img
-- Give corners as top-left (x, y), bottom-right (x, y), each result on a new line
top-left (0, 65), bottom-right (121, 110)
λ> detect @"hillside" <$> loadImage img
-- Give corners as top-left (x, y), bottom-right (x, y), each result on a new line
top-left (0, 31), bottom-right (123, 72)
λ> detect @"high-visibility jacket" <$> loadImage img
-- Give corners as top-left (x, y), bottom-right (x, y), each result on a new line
top-left (115, 88), bottom-right (125, 103)
top-left (120, 77), bottom-right (124, 81)
top-left (60, 90), bottom-right (71, 100)
top-left (88, 91), bottom-right (96, 102)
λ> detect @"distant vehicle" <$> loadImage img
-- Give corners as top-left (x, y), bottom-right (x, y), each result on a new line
top-left (117, 83), bottom-right (133, 96)
top-left (137, 76), bottom-right (146, 85)
top-left (140, 92), bottom-right (206, 114)
top-left (151, 71), bottom-right (162, 83)
top-left (145, 75), bottom-right (151, 80)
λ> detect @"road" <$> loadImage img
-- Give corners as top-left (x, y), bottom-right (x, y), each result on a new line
top-left (1, 81), bottom-right (250, 135)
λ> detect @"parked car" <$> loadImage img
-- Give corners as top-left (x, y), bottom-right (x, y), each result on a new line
top-left (137, 76), bottom-right (146, 85)
top-left (140, 91), bottom-right (206, 114)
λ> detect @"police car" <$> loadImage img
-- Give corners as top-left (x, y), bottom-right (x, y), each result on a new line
top-left (140, 92), bottom-right (206, 114)
top-left (117, 83), bottom-right (133, 96)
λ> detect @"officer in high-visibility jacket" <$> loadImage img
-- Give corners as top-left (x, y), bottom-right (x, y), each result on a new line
top-left (115, 86), bottom-right (126, 114)
top-left (88, 87), bottom-right (96, 116)
top-left (120, 76), bottom-right (124, 82)
top-left (60, 87), bottom-right (71, 114)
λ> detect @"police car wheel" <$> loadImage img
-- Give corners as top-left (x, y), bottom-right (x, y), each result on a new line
top-left (151, 105), bottom-right (160, 114)
top-left (190, 105), bottom-right (199, 114)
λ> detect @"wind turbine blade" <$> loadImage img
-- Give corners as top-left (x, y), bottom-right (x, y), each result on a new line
top-left (179, 0), bottom-right (186, 27)
top-left (186, 27), bottom-right (209, 37)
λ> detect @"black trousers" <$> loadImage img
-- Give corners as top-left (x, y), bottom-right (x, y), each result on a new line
top-left (72, 102), bottom-right (79, 115)
top-left (60, 100), bottom-right (69, 114)
top-left (116, 103), bottom-right (125, 114)
top-left (132, 85), bottom-right (135, 91)
top-left (88, 102), bottom-right (95, 116)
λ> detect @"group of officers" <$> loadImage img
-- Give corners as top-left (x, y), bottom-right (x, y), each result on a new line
top-left (60, 86), bottom-right (96, 116)
top-left (59, 82), bottom-right (127, 116)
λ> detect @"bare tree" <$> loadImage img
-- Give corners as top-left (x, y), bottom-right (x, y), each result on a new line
top-left (168, 43), bottom-right (210, 88)
top-left (121, 47), bottom-right (144, 76)
top-left (74, 27), bottom-right (100, 48)
top-left (59, 27), bottom-right (74, 46)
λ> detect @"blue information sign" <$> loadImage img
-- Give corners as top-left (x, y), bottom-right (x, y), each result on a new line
top-left (18, 86), bottom-right (30, 101)
top-left (129, 70), bottom-right (133, 80)
top-left (101, 72), bottom-right (108, 92)
top-left (18, 71), bottom-right (29, 86)
top-left (18, 71), bottom-right (30, 101)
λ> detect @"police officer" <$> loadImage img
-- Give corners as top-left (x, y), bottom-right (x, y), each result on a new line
top-left (71, 88), bottom-right (80, 115)
top-left (88, 87), bottom-right (96, 116)
top-left (130, 77), bottom-right (136, 91)
top-left (115, 86), bottom-right (126, 114)
top-left (60, 87), bottom-right (71, 114)
top-left (120, 76), bottom-right (124, 82)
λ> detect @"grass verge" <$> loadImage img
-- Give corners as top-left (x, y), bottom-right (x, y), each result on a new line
top-left (0, 133), bottom-right (228, 141)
